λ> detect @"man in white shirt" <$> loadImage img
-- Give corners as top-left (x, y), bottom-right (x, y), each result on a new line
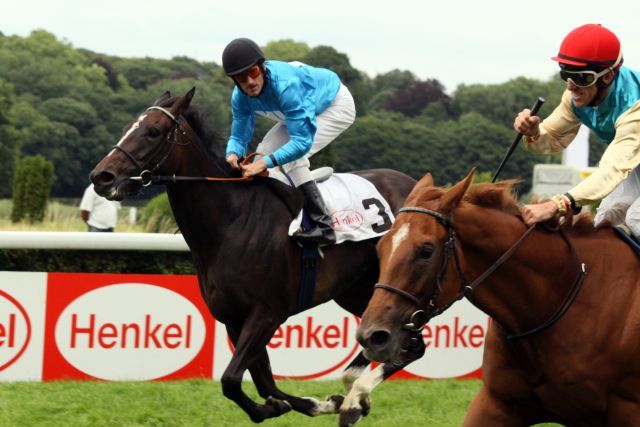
top-left (79, 184), bottom-right (120, 232)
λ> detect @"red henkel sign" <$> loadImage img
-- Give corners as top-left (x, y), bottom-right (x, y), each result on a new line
top-left (394, 299), bottom-right (489, 379)
top-left (219, 303), bottom-right (361, 380)
top-left (43, 273), bottom-right (214, 381)
top-left (0, 289), bottom-right (32, 372)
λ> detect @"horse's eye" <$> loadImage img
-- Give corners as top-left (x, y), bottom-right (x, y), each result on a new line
top-left (419, 243), bottom-right (434, 259)
top-left (148, 127), bottom-right (161, 138)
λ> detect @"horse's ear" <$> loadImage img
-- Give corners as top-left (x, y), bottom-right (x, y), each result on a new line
top-left (152, 91), bottom-right (171, 106)
top-left (170, 87), bottom-right (196, 116)
top-left (440, 167), bottom-right (476, 213)
top-left (417, 172), bottom-right (434, 188)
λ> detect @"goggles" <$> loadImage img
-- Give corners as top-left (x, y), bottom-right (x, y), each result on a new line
top-left (233, 65), bottom-right (261, 83)
top-left (559, 50), bottom-right (623, 88)
top-left (559, 68), bottom-right (611, 88)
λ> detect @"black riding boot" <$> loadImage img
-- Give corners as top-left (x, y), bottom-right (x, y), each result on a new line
top-left (293, 181), bottom-right (336, 245)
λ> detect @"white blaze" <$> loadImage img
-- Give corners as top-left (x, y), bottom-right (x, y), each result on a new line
top-left (108, 114), bottom-right (147, 157)
top-left (390, 223), bottom-right (411, 259)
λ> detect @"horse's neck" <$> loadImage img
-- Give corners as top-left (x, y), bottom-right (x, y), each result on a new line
top-left (167, 143), bottom-right (237, 249)
top-left (458, 209), bottom-right (580, 336)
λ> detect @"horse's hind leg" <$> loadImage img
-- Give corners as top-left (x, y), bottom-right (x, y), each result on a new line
top-left (339, 332), bottom-right (425, 427)
top-left (221, 318), bottom-right (291, 423)
top-left (248, 347), bottom-right (342, 416)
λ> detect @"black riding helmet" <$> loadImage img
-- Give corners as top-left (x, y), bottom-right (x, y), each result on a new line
top-left (222, 38), bottom-right (265, 76)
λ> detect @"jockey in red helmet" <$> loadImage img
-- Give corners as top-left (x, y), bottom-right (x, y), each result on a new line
top-left (221, 38), bottom-right (356, 245)
top-left (516, 24), bottom-right (640, 238)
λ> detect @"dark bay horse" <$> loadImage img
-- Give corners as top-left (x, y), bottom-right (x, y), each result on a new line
top-left (357, 169), bottom-right (640, 426)
top-left (89, 88), bottom-right (420, 425)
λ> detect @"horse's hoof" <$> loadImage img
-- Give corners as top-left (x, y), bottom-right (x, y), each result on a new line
top-left (338, 407), bottom-right (363, 427)
top-left (327, 394), bottom-right (345, 412)
top-left (360, 397), bottom-right (371, 417)
top-left (265, 396), bottom-right (292, 416)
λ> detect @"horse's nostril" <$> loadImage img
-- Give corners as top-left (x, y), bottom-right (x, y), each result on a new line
top-left (91, 170), bottom-right (115, 187)
top-left (369, 330), bottom-right (391, 349)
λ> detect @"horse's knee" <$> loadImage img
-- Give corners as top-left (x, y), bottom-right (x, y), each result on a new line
top-left (341, 365), bottom-right (367, 393)
top-left (221, 373), bottom-right (242, 400)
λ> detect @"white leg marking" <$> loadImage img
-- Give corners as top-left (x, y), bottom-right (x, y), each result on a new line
top-left (390, 223), bottom-right (411, 259)
top-left (341, 365), bottom-right (367, 394)
top-left (341, 365), bottom-right (384, 411)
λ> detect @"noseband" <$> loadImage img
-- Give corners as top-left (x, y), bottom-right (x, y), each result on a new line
top-left (374, 207), bottom-right (586, 340)
top-left (112, 106), bottom-right (189, 186)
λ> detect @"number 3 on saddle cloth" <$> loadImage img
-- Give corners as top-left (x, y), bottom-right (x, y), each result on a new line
top-left (282, 169), bottom-right (396, 243)
top-left (269, 167), bottom-right (396, 312)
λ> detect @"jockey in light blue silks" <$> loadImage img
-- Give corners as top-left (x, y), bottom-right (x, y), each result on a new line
top-left (222, 38), bottom-right (356, 245)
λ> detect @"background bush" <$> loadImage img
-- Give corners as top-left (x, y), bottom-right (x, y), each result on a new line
top-left (139, 192), bottom-right (176, 233)
top-left (11, 155), bottom-right (54, 223)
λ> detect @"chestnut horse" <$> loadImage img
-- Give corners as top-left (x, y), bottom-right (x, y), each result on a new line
top-left (89, 88), bottom-right (421, 425)
top-left (357, 169), bottom-right (640, 426)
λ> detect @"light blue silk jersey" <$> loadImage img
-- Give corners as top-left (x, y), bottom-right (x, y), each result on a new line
top-left (572, 66), bottom-right (640, 144)
top-left (226, 60), bottom-right (341, 168)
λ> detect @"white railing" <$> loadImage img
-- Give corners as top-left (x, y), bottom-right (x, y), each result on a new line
top-left (0, 231), bottom-right (189, 251)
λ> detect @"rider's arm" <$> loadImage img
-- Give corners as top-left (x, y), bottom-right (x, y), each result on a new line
top-left (566, 101), bottom-right (640, 207)
top-left (226, 90), bottom-right (255, 159)
top-left (524, 90), bottom-right (582, 154)
top-left (264, 78), bottom-right (317, 168)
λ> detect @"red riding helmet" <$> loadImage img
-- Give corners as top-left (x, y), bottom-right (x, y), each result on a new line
top-left (551, 24), bottom-right (623, 69)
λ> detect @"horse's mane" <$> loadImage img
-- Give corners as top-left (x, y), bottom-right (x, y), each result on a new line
top-left (463, 180), bottom-right (522, 217)
top-left (464, 180), bottom-right (600, 235)
top-left (158, 96), bottom-right (226, 158)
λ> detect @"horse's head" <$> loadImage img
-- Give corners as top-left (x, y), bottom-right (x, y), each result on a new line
top-left (90, 87), bottom-right (196, 200)
top-left (357, 169), bottom-right (476, 362)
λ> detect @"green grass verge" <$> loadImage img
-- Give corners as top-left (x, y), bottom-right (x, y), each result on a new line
top-left (0, 379), bottom-right (563, 426)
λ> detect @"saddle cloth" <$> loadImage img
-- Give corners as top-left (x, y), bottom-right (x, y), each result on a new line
top-left (269, 169), bottom-right (395, 244)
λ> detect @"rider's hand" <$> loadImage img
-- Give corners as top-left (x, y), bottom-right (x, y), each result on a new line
top-left (514, 109), bottom-right (541, 138)
top-left (520, 200), bottom-right (558, 226)
top-left (226, 154), bottom-right (240, 170)
top-left (242, 158), bottom-right (267, 177)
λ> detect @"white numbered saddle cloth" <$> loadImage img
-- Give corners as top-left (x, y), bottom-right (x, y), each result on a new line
top-left (279, 171), bottom-right (395, 244)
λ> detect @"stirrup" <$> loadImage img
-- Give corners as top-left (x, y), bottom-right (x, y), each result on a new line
top-left (293, 227), bottom-right (336, 245)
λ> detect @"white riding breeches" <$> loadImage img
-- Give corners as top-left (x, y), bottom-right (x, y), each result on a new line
top-left (594, 166), bottom-right (640, 238)
top-left (256, 83), bottom-right (356, 187)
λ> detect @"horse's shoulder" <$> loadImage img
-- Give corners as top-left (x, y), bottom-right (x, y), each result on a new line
top-left (259, 177), bottom-right (304, 219)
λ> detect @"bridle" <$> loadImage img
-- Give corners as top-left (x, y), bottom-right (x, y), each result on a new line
top-left (112, 105), bottom-right (263, 186)
top-left (112, 106), bottom-right (190, 187)
top-left (374, 206), bottom-right (587, 340)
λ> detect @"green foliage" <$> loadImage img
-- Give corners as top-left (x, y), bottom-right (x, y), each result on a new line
top-left (0, 79), bottom-right (21, 196)
top-left (0, 249), bottom-right (195, 274)
top-left (263, 39), bottom-right (311, 62)
top-left (139, 192), bottom-right (177, 233)
top-left (10, 155), bottom-right (54, 223)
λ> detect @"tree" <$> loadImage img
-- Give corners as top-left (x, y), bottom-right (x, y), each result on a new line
top-left (382, 79), bottom-right (452, 117)
top-left (0, 79), bottom-right (21, 197)
top-left (263, 39), bottom-right (311, 62)
top-left (11, 155), bottom-right (54, 223)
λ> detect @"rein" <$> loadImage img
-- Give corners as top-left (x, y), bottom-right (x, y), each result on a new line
top-left (374, 207), bottom-right (587, 340)
top-left (117, 106), bottom-right (266, 186)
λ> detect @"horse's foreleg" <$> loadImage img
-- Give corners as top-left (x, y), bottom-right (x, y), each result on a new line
top-left (221, 317), bottom-right (291, 423)
top-left (339, 333), bottom-right (425, 427)
top-left (463, 385), bottom-right (528, 427)
top-left (248, 347), bottom-right (342, 416)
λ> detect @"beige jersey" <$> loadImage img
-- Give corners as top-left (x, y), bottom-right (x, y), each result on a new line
top-left (525, 89), bottom-right (640, 206)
